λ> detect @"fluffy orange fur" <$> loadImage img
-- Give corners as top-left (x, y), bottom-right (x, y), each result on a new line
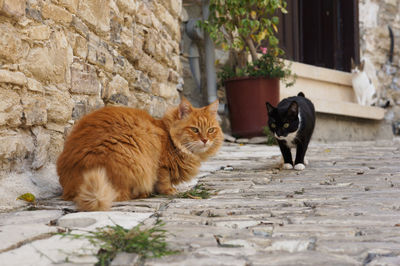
top-left (57, 98), bottom-right (223, 211)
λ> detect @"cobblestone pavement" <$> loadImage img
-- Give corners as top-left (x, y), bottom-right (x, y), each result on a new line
top-left (1, 140), bottom-right (400, 265)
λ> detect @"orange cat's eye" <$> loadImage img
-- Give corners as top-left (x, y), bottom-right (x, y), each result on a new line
top-left (271, 123), bottom-right (276, 128)
top-left (190, 127), bottom-right (199, 133)
top-left (283, 123), bottom-right (289, 128)
top-left (208, 127), bottom-right (215, 133)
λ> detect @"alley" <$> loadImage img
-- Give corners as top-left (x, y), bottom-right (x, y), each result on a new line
top-left (1, 140), bottom-right (400, 265)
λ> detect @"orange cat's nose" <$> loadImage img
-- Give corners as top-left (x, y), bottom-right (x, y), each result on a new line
top-left (201, 138), bottom-right (208, 144)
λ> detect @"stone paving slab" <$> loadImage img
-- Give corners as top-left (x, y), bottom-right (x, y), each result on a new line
top-left (0, 140), bottom-right (400, 265)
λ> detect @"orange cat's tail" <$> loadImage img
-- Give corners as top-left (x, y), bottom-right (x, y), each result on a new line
top-left (74, 168), bottom-right (118, 211)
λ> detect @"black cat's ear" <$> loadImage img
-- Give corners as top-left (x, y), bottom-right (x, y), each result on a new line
top-left (288, 101), bottom-right (298, 117)
top-left (266, 102), bottom-right (275, 113)
top-left (178, 97), bottom-right (193, 119)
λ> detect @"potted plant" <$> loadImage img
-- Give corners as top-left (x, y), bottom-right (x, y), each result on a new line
top-left (200, 0), bottom-right (294, 137)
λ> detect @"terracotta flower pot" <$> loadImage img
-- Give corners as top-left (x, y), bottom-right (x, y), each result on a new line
top-left (225, 77), bottom-right (280, 138)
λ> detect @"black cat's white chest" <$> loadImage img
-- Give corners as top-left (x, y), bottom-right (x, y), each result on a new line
top-left (275, 129), bottom-right (298, 148)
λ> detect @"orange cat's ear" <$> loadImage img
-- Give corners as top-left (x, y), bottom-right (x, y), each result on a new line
top-left (207, 99), bottom-right (219, 117)
top-left (178, 97), bottom-right (193, 119)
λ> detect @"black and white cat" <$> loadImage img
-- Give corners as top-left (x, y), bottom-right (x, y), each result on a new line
top-left (266, 92), bottom-right (315, 171)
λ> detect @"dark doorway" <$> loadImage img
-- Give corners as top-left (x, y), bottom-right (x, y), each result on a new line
top-left (274, 0), bottom-right (359, 72)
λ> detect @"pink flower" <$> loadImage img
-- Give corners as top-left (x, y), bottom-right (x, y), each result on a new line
top-left (260, 47), bottom-right (268, 54)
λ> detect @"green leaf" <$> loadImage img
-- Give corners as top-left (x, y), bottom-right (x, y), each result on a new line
top-left (17, 193), bottom-right (36, 203)
top-left (271, 16), bottom-right (279, 25)
top-left (269, 35), bottom-right (279, 46)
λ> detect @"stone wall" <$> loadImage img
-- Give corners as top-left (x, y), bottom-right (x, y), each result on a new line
top-left (0, 0), bottom-right (182, 207)
top-left (359, 0), bottom-right (400, 128)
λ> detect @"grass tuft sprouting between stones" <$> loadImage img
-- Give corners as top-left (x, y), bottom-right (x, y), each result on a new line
top-left (60, 220), bottom-right (178, 266)
top-left (176, 184), bottom-right (213, 199)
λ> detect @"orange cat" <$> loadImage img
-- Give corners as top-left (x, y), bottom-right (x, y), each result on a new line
top-left (57, 97), bottom-right (223, 211)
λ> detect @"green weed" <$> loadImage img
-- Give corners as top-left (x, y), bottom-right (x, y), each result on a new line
top-left (263, 126), bottom-right (277, 146)
top-left (60, 220), bottom-right (177, 266)
top-left (176, 184), bottom-right (212, 199)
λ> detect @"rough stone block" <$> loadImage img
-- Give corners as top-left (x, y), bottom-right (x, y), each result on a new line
top-left (135, 93), bottom-right (168, 118)
top-left (144, 34), bottom-right (157, 57)
top-left (27, 78), bottom-right (44, 93)
top-left (58, 0), bottom-right (79, 14)
top-left (136, 53), bottom-right (169, 82)
top-left (71, 16), bottom-right (89, 36)
top-left (0, 88), bottom-right (22, 127)
top-left (107, 94), bottom-right (129, 106)
top-left (25, 5), bottom-right (42, 21)
top-left (71, 101), bottom-right (88, 120)
top-left (48, 131), bottom-right (64, 160)
top-left (0, 23), bottom-right (26, 63)
top-left (135, 2), bottom-right (153, 27)
top-left (46, 123), bottom-right (65, 133)
top-left (71, 96), bottom-right (104, 120)
top-left (157, 40), bottom-right (174, 65)
top-left (70, 63), bottom-right (101, 95)
top-left (73, 35), bottom-right (88, 59)
top-left (161, 0), bottom-right (182, 17)
top-left (114, 57), bottom-right (132, 81)
top-left (87, 32), bottom-right (101, 46)
top-left (0, 0), bottom-right (26, 18)
top-left (31, 127), bottom-right (51, 169)
top-left (25, 48), bottom-right (55, 83)
top-left (170, 54), bottom-right (182, 72)
top-left (27, 25), bottom-right (51, 41)
top-left (22, 96), bottom-right (47, 126)
top-left (124, 29), bottom-right (143, 62)
top-left (148, 96), bottom-right (168, 118)
top-left (152, 82), bottom-right (179, 99)
top-left (120, 26), bottom-right (133, 49)
top-left (45, 90), bottom-right (73, 124)
top-left (103, 74), bottom-right (129, 99)
top-left (87, 43), bottom-right (114, 72)
top-left (0, 70), bottom-right (27, 86)
top-left (168, 69), bottom-right (181, 83)
top-left (42, 2), bottom-right (73, 24)
top-left (25, 31), bottom-right (73, 84)
top-left (0, 130), bottom-right (34, 171)
top-left (116, 0), bottom-right (137, 15)
top-left (87, 44), bottom-right (97, 64)
top-left (134, 70), bottom-right (152, 93)
top-left (110, 17), bottom-right (122, 44)
top-left (78, 0), bottom-right (111, 33)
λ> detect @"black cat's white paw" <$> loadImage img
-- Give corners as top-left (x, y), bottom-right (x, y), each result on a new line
top-left (294, 163), bottom-right (305, 171)
top-left (283, 163), bottom-right (293, 170)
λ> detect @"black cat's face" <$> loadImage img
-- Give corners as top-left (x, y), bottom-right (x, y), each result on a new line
top-left (266, 101), bottom-right (300, 138)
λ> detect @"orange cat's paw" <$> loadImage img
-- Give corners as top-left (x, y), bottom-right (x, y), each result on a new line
top-left (157, 186), bottom-right (177, 195)
top-left (137, 192), bottom-right (151, 199)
